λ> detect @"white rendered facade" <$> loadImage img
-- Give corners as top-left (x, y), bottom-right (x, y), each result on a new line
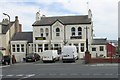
top-left (33, 11), bottom-right (94, 58)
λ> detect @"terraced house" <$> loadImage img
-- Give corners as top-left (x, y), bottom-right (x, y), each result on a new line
top-left (0, 16), bottom-right (22, 56)
top-left (8, 10), bottom-right (116, 62)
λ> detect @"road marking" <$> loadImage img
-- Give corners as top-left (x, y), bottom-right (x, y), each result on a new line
top-left (22, 74), bottom-right (35, 78)
top-left (0, 65), bottom-right (10, 68)
top-left (0, 75), bottom-right (3, 77)
top-left (16, 74), bottom-right (23, 77)
top-left (26, 74), bottom-right (35, 77)
top-left (6, 74), bottom-right (14, 77)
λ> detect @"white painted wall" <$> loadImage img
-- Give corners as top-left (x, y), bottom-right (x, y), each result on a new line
top-left (11, 41), bottom-right (27, 62)
top-left (52, 21), bottom-right (64, 41)
top-left (90, 45), bottom-right (107, 58)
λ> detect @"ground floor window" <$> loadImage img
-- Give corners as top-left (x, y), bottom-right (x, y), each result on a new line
top-left (74, 43), bottom-right (79, 53)
top-left (38, 44), bottom-right (42, 52)
top-left (99, 46), bottom-right (104, 51)
top-left (92, 47), bottom-right (96, 51)
top-left (21, 44), bottom-right (24, 52)
top-left (44, 44), bottom-right (48, 50)
top-left (81, 43), bottom-right (84, 52)
top-left (54, 44), bottom-right (61, 54)
top-left (34, 44), bottom-right (36, 52)
top-left (17, 44), bottom-right (20, 52)
top-left (12, 44), bottom-right (15, 52)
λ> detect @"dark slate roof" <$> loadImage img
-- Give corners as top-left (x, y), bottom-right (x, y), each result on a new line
top-left (12, 32), bottom-right (33, 43)
top-left (32, 15), bottom-right (91, 26)
top-left (0, 22), bottom-right (14, 34)
top-left (92, 38), bottom-right (107, 45)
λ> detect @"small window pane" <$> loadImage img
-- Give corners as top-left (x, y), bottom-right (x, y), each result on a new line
top-left (100, 46), bottom-right (104, 51)
top-left (92, 48), bottom-right (96, 51)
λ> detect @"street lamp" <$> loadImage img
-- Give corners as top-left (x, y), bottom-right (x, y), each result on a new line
top-left (3, 13), bottom-right (12, 65)
top-left (3, 13), bottom-right (10, 23)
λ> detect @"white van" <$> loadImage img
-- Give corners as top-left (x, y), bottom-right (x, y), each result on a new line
top-left (42, 50), bottom-right (60, 63)
top-left (62, 46), bottom-right (78, 62)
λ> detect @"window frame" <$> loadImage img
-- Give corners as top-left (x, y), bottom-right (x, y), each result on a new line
top-left (71, 27), bottom-right (75, 36)
top-left (56, 28), bottom-right (60, 36)
top-left (99, 46), bottom-right (104, 51)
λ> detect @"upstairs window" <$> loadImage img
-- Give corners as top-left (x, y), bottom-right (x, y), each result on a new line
top-left (78, 27), bottom-right (82, 36)
top-left (56, 28), bottom-right (60, 36)
top-left (45, 28), bottom-right (49, 37)
top-left (71, 27), bottom-right (75, 36)
top-left (40, 28), bottom-right (44, 37)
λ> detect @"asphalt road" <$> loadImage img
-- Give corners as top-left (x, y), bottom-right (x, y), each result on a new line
top-left (1, 60), bottom-right (119, 79)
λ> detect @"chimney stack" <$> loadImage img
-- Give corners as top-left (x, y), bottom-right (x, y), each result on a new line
top-left (15, 16), bottom-right (18, 21)
top-left (19, 24), bottom-right (22, 32)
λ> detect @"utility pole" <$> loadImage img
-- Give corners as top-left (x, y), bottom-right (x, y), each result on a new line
top-left (84, 27), bottom-right (89, 52)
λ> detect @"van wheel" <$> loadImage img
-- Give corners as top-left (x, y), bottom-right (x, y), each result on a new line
top-left (43, 61), bottom-right (46, 63)
top-left (73, 60), bottom-right (76, 63)
top-left (53, 59), bottom-right (55, 63)
top-left (34, 59), bottom-right (36, 62)
top-left (63, 61), bottom-right (65, 63)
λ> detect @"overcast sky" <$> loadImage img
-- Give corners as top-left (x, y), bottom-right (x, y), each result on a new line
top-left (0, 0), bottom-right (119, 40)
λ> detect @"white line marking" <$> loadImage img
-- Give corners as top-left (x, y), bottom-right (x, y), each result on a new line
top-left (26, 74), bottom-right (35, 77)
top-left (6, 74), bottom-right (14, 77)
top-left (0, 75), bottom-right (3, 77)
top-left (16, 74), bottom-right (23, 77)
top-left (23, 74), bottom-right (35, 78)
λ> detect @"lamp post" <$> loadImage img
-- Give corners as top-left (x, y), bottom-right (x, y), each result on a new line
top-left (84, 27), bottom-right (89, 52)
top-left (3, 13), bottom-right (10, 23)
top-left (84, 26), bottom-right (90, 64)
top-left (3, 13), bottom-right (12, 65)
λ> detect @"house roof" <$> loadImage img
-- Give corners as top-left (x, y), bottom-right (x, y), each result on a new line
top-left (107, 40), bottom-right (118, 46)
top-left (32, 15), bottom-right (91, 26)
top-left (12, 32), bottom-right (33, 43)
top-left (0, 22), bottom-right (14, 34)
top-left (92, 38), bottom-right (107, 45)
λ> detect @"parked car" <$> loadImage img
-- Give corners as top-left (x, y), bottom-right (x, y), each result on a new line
top-left (42, 50), bottom-right (60, 63)
top-left (26, 53), bottom-right (40, 62)
top-left (2, 55), bottom-right (10, 65)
